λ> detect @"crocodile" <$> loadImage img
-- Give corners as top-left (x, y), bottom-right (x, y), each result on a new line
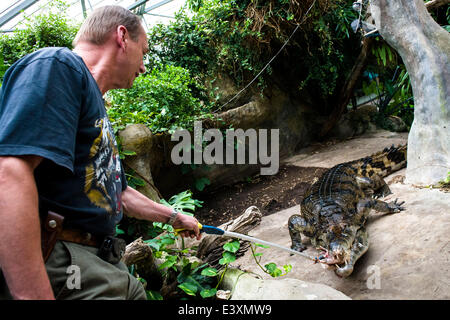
top-left (288, 144), bottom-right (407, 277)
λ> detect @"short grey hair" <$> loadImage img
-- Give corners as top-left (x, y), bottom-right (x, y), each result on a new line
top-left (73, 5), bottom-right (143, 47)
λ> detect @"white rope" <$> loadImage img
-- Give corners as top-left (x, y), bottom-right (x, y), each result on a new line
top-left (212, 0), bottom-right (317, 113)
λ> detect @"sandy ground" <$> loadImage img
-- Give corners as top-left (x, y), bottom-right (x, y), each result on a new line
top-left (233, 130), bottom-right (450, 300)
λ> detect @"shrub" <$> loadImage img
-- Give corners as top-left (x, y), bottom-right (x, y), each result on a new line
top-left (106, 64), bottom-right (212, 133)
top-left (0, 2), bottom-right (79, 66)
top-left (147, 0), bottom-right (361, 110)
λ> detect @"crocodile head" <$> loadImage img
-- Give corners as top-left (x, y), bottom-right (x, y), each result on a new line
top-left (316, 219), bottom-right (364, 277)
top-left (305, 201), bottom-right (369, 277)
top-left (319, 224), bottom-right (354, 264)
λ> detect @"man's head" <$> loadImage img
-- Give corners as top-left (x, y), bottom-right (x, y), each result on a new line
top-left (73, 6), bottom-right (149, 91)
top-left (73, 5), bottom-right (143, 47)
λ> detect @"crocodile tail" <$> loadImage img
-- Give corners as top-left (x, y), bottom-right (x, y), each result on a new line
top-left (348, 144), bottom-right (407, 178)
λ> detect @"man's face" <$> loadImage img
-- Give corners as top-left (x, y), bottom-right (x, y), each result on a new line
top-left (120, 27), bottom-right (148, 88)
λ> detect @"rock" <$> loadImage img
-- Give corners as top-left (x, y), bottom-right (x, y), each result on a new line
top-left (330, 104), bottom-right (378, 139)
top-left (220, 268), bottom-right (351, 300)
top-left (216, 290), bottom-right (232, 300)
top-left (118, 124), bottom-right (162, 202)
top-left (383, 115), bottom-right (407, 132)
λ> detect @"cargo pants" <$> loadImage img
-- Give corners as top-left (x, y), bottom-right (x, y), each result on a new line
top-left (0, 240), bottom-right (147, 300)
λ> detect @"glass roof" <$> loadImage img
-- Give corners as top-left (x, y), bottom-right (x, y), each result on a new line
top-left (0, 0), bottom-right (186, 33)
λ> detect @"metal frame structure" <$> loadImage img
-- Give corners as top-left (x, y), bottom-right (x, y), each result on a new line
top-left (0, 0), bottom-right (178, 33)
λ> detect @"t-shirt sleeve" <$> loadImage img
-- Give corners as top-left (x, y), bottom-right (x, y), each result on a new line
top-left (0, 55), bottom-right (83, 172)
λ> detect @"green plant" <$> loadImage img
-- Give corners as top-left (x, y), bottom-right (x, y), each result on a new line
top-left (160, 190), bottom-right (204, 216)
top-left (0, 0), bottom-right (79, 66)
top-left (362, 65), bottom-right (414, 129)
top-left (434, 171), bottom-right (450, 189)
top-left (147, 0), bottom-right (361, 112)
top-left (145, 229), bottom-right (218, 299)
top-left (212, 240), bottom-right (240, 291)
top-left (250, 243), bottom-right (292, 277)
top-left (106, 64), bottom-right (212, 133)
top-left (176, 259), bottom-right (218, 298)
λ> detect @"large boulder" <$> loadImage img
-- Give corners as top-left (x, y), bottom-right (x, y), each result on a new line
top-left (220, 268), bottom-right (351, 300)
top-left (118, 124), bottom-right (162, 202)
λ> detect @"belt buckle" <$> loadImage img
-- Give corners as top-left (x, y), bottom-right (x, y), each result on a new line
top-left (97, 236), bottom-right (126, 264)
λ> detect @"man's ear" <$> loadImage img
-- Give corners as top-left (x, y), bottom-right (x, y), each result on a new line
top-left (116, 25), bottom-right (128, 50)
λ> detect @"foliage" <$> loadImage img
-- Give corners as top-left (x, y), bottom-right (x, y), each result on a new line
top-left (159, 190), bottom-right (204, 216)
top-left (355, 1), bottom-right (449, 130)
top-left (359, 39), bottom-right (414, 129)
top-left (250, 243), bottom-right (292, 277)
top-left (106, 64), bottom-right (212, 133)
top-left (147, 0), bottom-right (361, 111)
top-left (176, 259), bottom-right (218, 298)
top-left (0, 1), bottom-right (79, 66)
top-left (0, 54), bottom-right (8, 86)
top-left (117, 190), bottom-right (214, 299)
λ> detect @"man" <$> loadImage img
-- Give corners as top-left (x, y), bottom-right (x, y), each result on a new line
top-left (0, 6), bottom-right (200, 300)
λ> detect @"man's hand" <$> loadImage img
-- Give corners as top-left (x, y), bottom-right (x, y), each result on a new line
top-left (121, 186), bottom-right (201, 240)
top-left (0, 155), bottom-right (55, 300)
top-left (171, 213), bottom-right (202, 240)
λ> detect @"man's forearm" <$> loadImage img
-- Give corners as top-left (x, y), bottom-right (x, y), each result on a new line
top-left (121, 186), bottom-right (172, 222)
top-left (0, 156), bottom-right (54, 300)
top-left (121, 186), bottom-right (201, 239)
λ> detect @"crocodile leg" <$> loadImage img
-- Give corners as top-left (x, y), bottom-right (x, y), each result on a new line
top-left (356, 174), bottom-right (392, 198)
top-left (335, 226), bottom-right (369, 278)
top-left (357, 198), bottom-right (406, 215)
top-left (288, 214), bottom-right (314, 252)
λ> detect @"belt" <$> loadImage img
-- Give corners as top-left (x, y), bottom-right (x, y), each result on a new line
top-left (56, 229), bottom-right (103, 248)
top-left (41, 211), bottom-right (124, 264)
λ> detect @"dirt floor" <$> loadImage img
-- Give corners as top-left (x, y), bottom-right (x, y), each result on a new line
top-left (195, 165), bottom-right (328, 226)
top-left (194, 129), bottom-right (450, 300)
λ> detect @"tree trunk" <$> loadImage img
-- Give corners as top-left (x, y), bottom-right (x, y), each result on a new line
top-left (370, 0), bottom-right (450, 185)
top-left (320, 37), bottom-right (373, 138)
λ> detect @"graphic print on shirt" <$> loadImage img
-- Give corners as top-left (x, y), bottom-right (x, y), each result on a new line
top-left (84, 117), bottom-right (122, 216)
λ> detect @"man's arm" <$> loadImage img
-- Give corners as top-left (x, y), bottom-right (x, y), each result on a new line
top-left (0, 156), bottom-right (55, 300)
top-left (121, 186), bottom-right (201, 240)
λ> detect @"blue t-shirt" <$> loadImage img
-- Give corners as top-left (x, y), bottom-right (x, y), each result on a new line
top-left (0, 47), bottom-right (127, 237)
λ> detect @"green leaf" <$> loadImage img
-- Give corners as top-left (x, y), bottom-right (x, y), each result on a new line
top-left (146, 290), bottom-right (163, 300)
top-left (223, 240), bottom-right (240, 253)
top-left (178, 282), bottom-right (198, 296)
top-left (194, 177), bottom-right (210, 191)
top-left (200, 288), bottom-right (217, 298)
top-left (264, 262), bottom-right (278, 273)
top-left (380, 46), bottom-right (387, 66)
top-left (219, 251), bottom-right (236, 265)
top-left (144, 239), bottom-right (161, 251)
top-left (158, 255), bottom-right (177, 270)
top-left (121, 150), bottom-right (137, 156)
top-left (283, 264), bottom-right (293, 273)
top-left (201, 267), bottom-right (219, 277)
top-left (115, 225), bottom-right (125, 235)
